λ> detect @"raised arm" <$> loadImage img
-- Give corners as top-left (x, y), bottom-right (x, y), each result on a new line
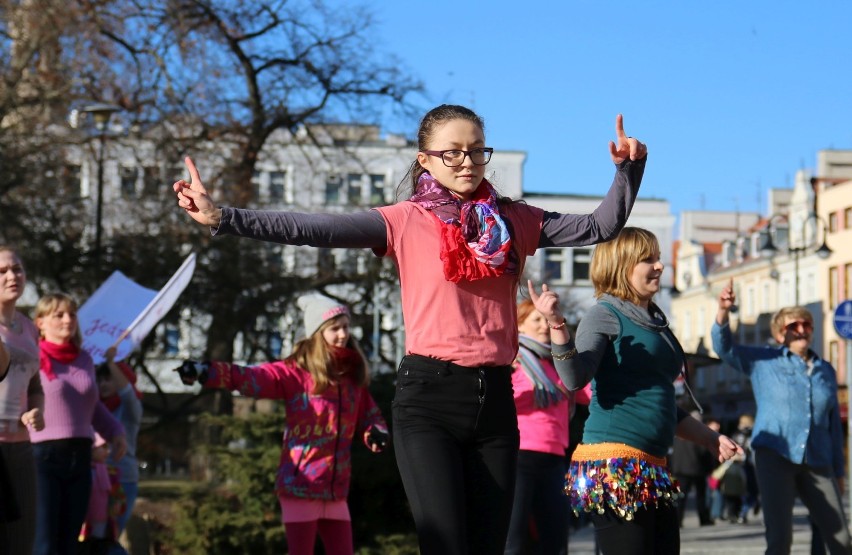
top-left (174, 156), bottom-right (387, 248)
top-left (555, 303), bottom-right (618, 390)
top-left (104, 346), bottom-right (130, 390)
top-left (539, 115), bottom-right (646, 247)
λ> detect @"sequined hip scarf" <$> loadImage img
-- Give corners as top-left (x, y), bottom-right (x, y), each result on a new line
top-left (564, 442), bottom-right (681, 521)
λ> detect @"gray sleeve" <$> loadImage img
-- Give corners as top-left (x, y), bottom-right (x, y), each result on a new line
top-left (213, 207), bottom-right (388, 249)
top-left (555, 303), bottom-right (620, 390)
top-left (539, 157), bottom-right (645, 247)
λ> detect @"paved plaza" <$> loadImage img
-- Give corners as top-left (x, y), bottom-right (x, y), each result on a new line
top-left (567, 500), bottom-right (823, 554)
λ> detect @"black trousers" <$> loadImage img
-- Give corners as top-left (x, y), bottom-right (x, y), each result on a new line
top-left (591, 503), bottom-right (680, 555)
top-left (392, 354), bottom-right (519, 555)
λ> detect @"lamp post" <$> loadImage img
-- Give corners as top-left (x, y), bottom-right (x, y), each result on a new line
top-left (79, 103), bottom-right (122, 279)
top-left (759, 212), bottom-right (832, 306)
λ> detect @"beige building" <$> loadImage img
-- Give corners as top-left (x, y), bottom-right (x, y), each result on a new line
top-left (671, 150), bottom-right (852, 421)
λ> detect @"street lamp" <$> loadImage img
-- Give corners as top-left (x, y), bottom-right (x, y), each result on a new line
top-left (759, 212), bottom-right (832, 306)
top-left (78, 103), bottom-right (122, 278)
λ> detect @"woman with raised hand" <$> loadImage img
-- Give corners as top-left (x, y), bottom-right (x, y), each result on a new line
top-left (712, 281), bottom-right (852, 554)
top-left (174, 104), bottom-right (647, 554)
top-left (559, 227), bottom-right (741, 555)
top-left (505, 281), bottom-right (573, 555)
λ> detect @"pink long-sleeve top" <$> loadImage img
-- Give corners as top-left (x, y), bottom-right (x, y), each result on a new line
top-left (29, 351), bottom-right (124, 443)
top-left (203, 359), bottom-right (387, 501)
top-left (511, 357), bottom-right (570, 456)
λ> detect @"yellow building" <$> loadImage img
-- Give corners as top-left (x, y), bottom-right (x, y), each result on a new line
top-left (671, 150), bottom-right (852, 422)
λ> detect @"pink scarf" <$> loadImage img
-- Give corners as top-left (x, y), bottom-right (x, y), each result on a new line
top-left (39, 339), bottom-right (81, 381)
top-left (409, 173), bottom-right (514, 282)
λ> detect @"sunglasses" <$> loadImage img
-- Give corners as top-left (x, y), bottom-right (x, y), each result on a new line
top-left (784, 320), bottom-right (813, 333)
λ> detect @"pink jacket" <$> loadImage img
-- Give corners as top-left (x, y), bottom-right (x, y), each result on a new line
top-left (204, 359), bottom-right (387, 501)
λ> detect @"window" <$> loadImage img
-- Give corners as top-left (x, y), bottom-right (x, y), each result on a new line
top-left (830, 266), bottom-right (839, 309)
top-left (347, 173), bottom-right (363, 205)
top-left (270, 171), bottom-right (285, 201)
top-left (142, 166), bottom-right (159, 196)
top-left (120, 166), bottom-right (138, 198)
top-left (251, 170), bottom-right (262, 200)
top-left (325, 175), bottom-right (342, 205)
top-left (845, 208), bottom-right (852, 231)
top-left (572, 248), bottom-right (592, 283)
top-left (370, 174), bottom-right (386, 205)
top-left (543, 248), bottom-right (567, 283)
top-left (165, 325), bottom-right (180, 355)
top-left (829, 212), bottom-right (838, 233)
top-left (845, 263), bottom-right (852, 301)
top-left (543, 248), bottom-right (593, 285)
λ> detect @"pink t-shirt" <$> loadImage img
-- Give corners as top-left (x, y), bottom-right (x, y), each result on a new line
top-left (0, 314), bottom-right (41, 442)
top-left (512, 358), bottom-right (569, 455)
top-left (376, 201), bottom-right (543, 367)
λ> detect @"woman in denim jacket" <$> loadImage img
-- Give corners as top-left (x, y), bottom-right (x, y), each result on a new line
top-left (712, 280), bottom-right (852, 555)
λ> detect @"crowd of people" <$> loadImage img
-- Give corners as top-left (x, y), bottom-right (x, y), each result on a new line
top-left (0, 102), bottom-right (848, 555)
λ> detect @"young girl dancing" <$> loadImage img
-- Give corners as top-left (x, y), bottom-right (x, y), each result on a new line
top-left (175, 296), bottom-right (387, 555)
top-left (174, 104), bottom-right (646, 554)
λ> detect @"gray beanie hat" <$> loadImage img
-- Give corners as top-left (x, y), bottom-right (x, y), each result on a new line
top-left (297, 295), bottom-right (350, 337)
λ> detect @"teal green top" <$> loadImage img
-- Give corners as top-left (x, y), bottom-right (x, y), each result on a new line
top-left (580, 302), bottom-right (681, 458)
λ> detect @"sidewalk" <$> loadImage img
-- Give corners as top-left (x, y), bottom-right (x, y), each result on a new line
top-left (567, 501), bottom-right (819, 554)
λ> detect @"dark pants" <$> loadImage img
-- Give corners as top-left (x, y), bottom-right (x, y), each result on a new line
top-left (753, 447), bottom-right (852, 555)
top-left (591, 503), bottom-right (680, 555)
top-left (33, 439), bottom-right (93, 555)
top-left (392, 355), bottom-right (519, 555)
top-left (675, 473), bottom-right (712, 526)
top-left (505, 450), bottom-right (569, 555)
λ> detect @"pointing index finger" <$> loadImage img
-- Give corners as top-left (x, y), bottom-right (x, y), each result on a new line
top-left (615, 114), bottom-right (626, 140)
top-left (185, 156), bottom-right (201, 185)
top-left (528, 279), bottom-right (540, 303)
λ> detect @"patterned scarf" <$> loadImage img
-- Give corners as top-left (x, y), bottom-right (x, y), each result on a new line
top-left (517, 334), bottom-right (570, 409)
top-left (409, 172), bottom-right (514, 283)
top-left (39, 339), bottom-right (81, 381)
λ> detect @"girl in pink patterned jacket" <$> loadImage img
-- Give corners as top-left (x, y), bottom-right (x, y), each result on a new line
top-left (175, 295), bottom-right (387, 555)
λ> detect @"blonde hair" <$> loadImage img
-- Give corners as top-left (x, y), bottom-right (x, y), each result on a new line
top-left (285, 315), bottom-right (369, 394)
top-left (34, 293), bottom-right (82, 347)
top-left (590, 227), bottom-right (660, 304)
top-left (770, 306), bottom-right (813, 337)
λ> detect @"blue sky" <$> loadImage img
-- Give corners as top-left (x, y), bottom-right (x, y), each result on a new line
top-left (369, 2), bottom-right (852, 220)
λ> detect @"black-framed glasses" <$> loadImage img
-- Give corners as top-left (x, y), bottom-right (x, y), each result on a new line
top-left (421, 147), bottom-right (494, 167)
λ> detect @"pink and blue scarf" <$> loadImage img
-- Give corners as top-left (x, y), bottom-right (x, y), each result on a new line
top-left (410, 172), bottom-right (514, 282)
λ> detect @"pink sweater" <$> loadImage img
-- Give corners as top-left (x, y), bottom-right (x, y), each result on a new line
top-left (512, 357), bottom-right (569, 455)
top-left (29, 351), bottom-right (124, 443)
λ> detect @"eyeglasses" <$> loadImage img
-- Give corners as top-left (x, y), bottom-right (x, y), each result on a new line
top-left (421, 148), bottom-right (494, 167)
top-left (784, 320), bottom-right (813, 333)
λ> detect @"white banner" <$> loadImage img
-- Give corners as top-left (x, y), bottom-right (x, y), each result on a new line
top-left (79, 253), bottom-right (197, 365)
